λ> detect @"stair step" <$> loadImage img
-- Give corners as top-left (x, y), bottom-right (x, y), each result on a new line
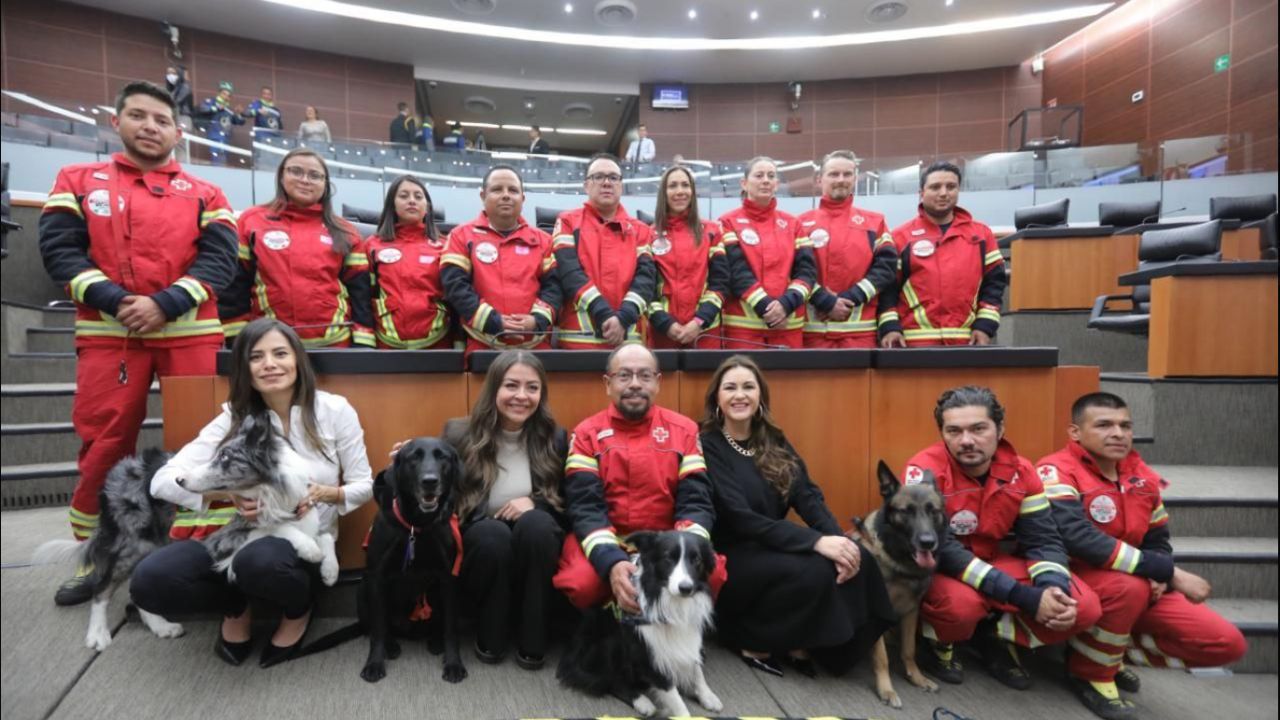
top-left (1, 382), bottom-right (162, 424)
top-left (1171, 537), bottom-right (1278, 601)
top-left (0, 422), bottom-right (163, 466)
top-left (1156, 465), bottom-right (1279, 505)
top-left (0, 353), bottom-right (77, 384)
top-left (25, 326), bottom-right (74, 353)
top-left (1172, 537), bottom-right (1279, 564)
top-left (0, 461), bottom-right (79, 481)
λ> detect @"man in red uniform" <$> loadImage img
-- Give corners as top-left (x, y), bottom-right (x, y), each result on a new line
top-left (552, 154), bottom-right (656, 349)
top-left (441, 164), bottom-right (561, 352)
top-left (39, 81), bottom-right (238, 604)
top-left (1037, 392), bottom-right (1246, 720)
top-left (879, 161), bottom-right (1005, 347)
top-left (799, 150), bottom-right (897, 348)
top-left (553, 344), bottom-right (726, 611)
top-left (906, 386), bottom-right (1101, 689)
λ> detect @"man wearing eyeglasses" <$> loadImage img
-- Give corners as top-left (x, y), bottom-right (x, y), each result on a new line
top-left (552, 153), bottom-right (657, 348)
top-left (554, 344), bottom-right (726, 610)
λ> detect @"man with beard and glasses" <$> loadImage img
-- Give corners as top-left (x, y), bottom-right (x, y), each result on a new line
top-left (799, 150), bottom-right (898, 348)
top-left (878, 161), bottom-right (1005, 347)
top-left (553, 344), bottom-right (726, 612)
top-left (902, 386), bottom-right (1101, 691)
top-left (39, 80), bottom-right (238, 605)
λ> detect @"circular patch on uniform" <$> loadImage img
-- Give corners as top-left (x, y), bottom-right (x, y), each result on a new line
top-left (652, 234), bottom-right (672, 256)
top-left (86, 189), bottom-right (112, 217)
top-left (378, 247), bottom-right (402, 263)
top-left (262, 230), bottom-right (291, 251)
top-left (1089, 495), bottom-right (1118, 523)
top-left (741, 228), bottom-right (760, 246)
top-left (810, 228), bottom-right (830, 248)
top-left (476, 241), bottom-right (499, 264)
top-left (912, 240), bottom-right (936, 258)
top-left (949, 509), bottom-right (979, 536)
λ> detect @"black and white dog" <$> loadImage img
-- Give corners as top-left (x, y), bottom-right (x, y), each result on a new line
top-left (178, 414), bottom-right (339, 588)
top-left (299, 437), bottom-right (467, 684)
top-left (34, 449), bottom-right (185, 651)
top-left (557, 530), bottom-right (722, 718)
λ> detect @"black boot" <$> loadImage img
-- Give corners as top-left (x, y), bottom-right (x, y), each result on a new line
top-left (1072, 678), bottom-right (1137, 720)
top-left (916, 639), bottom-right (965, 685)
top-left (974, 621), bottom-right (1032, 690)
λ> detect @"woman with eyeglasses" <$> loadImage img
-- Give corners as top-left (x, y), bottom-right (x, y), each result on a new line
top-left (647, 165), bottom-right (728, 349)
top-left (220, 148), bottom-right (375, 347)
top-left (717, 157), bottom-right (817, 349)
top-left (365, 175), bottom-right (452, 349)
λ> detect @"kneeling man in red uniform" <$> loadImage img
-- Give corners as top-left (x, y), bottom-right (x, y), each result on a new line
top-left (906, 386), bottom-right (1101, 689)
top-left (1037, 392), bottom-right (1246, 720)
top-left (553, 344), bottom-right (726, 613)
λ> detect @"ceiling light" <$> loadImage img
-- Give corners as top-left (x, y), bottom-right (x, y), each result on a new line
top-left (556, 127), bottom-right (608, 135)
top-left (750, 10), bottom-right (759, 20)
top-left (564, 3), bottom-right (573, 12)
top-left (946, 0), bottom-right (954, 5)
top-left (501, 124), bottom-right (533, 131)
top-left (687, 8), bottom-right (697, 19)
top-left (261, 0), bottom-right (1114, 51)
top-left (866, 1), bottom-right (908, 23)
top-left (812, 8), bottom-right (821, 19)
top-left (459, 121), bottom-right (500, 128)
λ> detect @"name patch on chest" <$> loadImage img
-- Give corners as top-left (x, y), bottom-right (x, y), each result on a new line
top-left (652, 234), bottom-right (672, 256)
top-left (262, 230), bottom-right (291, 251)
top-left (514, 244), bottom-right (531, 255)
top-left (1089, 495), bottom-right (1118, 523)
top-left (912, 240), bottom-right (936, 258)
top-left (740, 229), bottom-right (760, 246)
top-left (476, 242), bottom-right (499, 264)
top-left (949, 509), bottom-right (979, 536)
top-left (86, 189), bottom-right (112, 217)
top-left (809, 228), bottom-right (830, 248)
top-left (911, 228), bottom-right (927, 236)
top-left (378, 248), bottom-right (402, 263)
top-left (596, 428), bottom-right (615, 441)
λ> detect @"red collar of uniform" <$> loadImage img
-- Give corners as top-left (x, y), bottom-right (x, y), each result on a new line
top-left (584, 201), bottom-right (631, 227)
top-left (277, 203), bottom-right (325, 220)
top-left (1066, 440), bottom-right (1144, 480)
top-left (391, 221), bottom-right (443, 246)
top-left (664, 212), bottom-right (689, 232)
top-left (819, 195), bottom-right (853, 214)
top-left (475, 212), bottom-right (536, 244)
top-left (742, 197), bottom-right (777, 222)
top-left (915, 204), bottom-right (973, 235)
top-left (949, 438), bottom-right (1022, 484)
top-left (112, 152), bottom-right (181, 177)
top-left (606, 402), bottom-right (657, 428)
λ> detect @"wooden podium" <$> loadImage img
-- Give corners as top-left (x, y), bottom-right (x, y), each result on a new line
top-left (1006, 227), bottom-right (1139, 311)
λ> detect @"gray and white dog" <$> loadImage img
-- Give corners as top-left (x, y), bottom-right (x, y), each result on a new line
top-left (34, 449), bottom-right (186, 651)
top-left (181, 413), bottom-right (340, 588)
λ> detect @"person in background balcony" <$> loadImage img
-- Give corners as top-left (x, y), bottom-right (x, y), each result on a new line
top-left (297, 106), bottom-right (331, 144)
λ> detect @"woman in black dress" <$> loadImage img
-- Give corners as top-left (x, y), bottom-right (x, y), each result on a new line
top-left (701, 354), bottom-right (895, 677)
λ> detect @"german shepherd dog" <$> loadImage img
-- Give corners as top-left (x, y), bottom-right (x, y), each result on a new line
top-left (557, 530), bottom-right (722, 719)
top-left (177, 413), bottom-right (339, 588)
top-left (34, 449), bottom-right (185, 651)
top-left (853, 461), bottom-right (948, 708)
top-left (300, 437), bottom-right (467, 684)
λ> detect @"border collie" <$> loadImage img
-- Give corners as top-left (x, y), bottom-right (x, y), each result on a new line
top-left (557, 530), bottom-right (722, 718)
top-left (34, 449), bottom-right (185, 651)
top-left (179, 413), bottom-right (340, 588)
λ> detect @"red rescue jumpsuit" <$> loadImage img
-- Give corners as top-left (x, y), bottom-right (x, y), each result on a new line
top-left (798, 197), bottom-right (898, 348)
top-left (905, 440), bottom-right (1101, 646)
top-left (223, 204), bottom-right (374, 347)
top-left (880, 206), bottom-right (1005, 346)
top-left (366, 223), bottom-right (451, 349)
top-left (551, 204), bottom-right (656, 349)
top-left (1037, 443), bottom-right (1247, 681)
top-left (553, 404), bottom-right (727, 608)
top-left (439, 213), bottom-right (560, 353)
top-left (38, 153), bottom-right (237, 539)
top-left (647, 214), bottom-right (728, 350)
top-left (718, 198), bottom-right (816, 350)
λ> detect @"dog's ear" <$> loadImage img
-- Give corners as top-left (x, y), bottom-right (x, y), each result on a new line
top-left (627, 530), bottom-right (659, 555)
top-left (244, 412), bottom-right (274, 449)
top-left (876, 460), bottom-right (900, 499)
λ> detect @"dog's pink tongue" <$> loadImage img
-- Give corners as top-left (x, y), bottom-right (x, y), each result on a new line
top-left (915, 549), bottom-right (937, 569)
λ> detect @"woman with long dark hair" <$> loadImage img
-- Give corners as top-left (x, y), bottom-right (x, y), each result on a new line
top-left (717, 157), bottom-right (817, 349)
top-left (441, 350), bottom-right (567, 669)
top-left (130, 318), bottom-right (374, 668)
top-left (648, 165), bottom-right (729, 349)
top-left (700, 355), bottom-right (894, 678)
top-left (220, 147), bottom-right (375, 346)
top-left (365, 175), bottom-right (452, 349)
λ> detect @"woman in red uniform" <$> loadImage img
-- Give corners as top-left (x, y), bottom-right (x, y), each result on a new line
top-left (366, 175), bottom-right (452, 349)
top-left (223, 148), bottom-right (374, 347)
top-left (717, 157), bottom-right (816, 350)
top-left (647, 165), bottom-right (728, 349)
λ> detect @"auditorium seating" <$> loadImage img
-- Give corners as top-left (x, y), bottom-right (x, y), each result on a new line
top-left (1087, 219), bottom-right (1223, 335)
top-left (1012, 197), bottom-right (1069, 230)
top-left (534, 206), bottom-right (560, 233)
top-left (1098, 200), bottom-right (1161, 228)
top-left (1262, 213), bottom-right (1278, 260)
top-left (1209, 193), bottom-right (1278, 223)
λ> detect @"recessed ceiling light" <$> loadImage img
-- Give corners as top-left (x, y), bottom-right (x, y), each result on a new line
top-left (946, 0), bottom-right (954, 5)
top-left (564, 3), bottom-right (573, 12)
top-left (749, 10), bottom-right (759, 20)
top-left (812, 8), bottom-right (821, 18)
top-left (262, 0), bottom-right (1115, 51)
top-left (687, 8), bottom-right (697, 19)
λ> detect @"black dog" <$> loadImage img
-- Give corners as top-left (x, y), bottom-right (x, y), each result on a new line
top-left (301, 437), bottom-right (467, 683)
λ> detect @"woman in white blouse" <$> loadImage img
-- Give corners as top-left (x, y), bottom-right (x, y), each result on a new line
top-left (297, 105), bottom-right (331, 144)
top-left (131, 318), bottom-right (373, 668)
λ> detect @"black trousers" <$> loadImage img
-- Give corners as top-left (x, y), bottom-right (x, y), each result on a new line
top-left (131, 537), bottom-right (319, 620)
top-left (459, 509), bottom-right (562, 657)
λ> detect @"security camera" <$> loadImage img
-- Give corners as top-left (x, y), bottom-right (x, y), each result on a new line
top-left (788, 81), bottom-right (802, 110)
top-left (427, 80), bottom-right (438, 88)
top-left (162, 22), bottom-right (182, 58)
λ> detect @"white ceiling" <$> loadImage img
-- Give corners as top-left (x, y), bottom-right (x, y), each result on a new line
top-left (70, 0), bottom-right (1117, 93)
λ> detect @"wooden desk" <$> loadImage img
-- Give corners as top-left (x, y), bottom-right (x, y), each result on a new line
top-left (1221, 227), bottom-right (1262, 261)
top-left (1008, 228), bottom-right (1138, 311)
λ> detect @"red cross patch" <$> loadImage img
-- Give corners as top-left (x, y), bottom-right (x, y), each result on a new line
top-left (652, 427), bottom-right (669, 443)
top-left (905, 465), bottom-right (925, 485)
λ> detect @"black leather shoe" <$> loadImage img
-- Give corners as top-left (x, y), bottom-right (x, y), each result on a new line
top-left (787, 656), bottom-right (818, 678)
top-left (260, 618), bottom-right (310, 669)
top-left (976, 633), bottom-right (1032, 690)
top-left (214, 635), bottom-right (253, 667)
top-left (1114, 665), bottom-right (1141, 694)
top-left (515, 651), bottom-right (545, 671)
top-left (741, 654), bottom-right (784, 677)
top-left (474, 640), bottom-right (505, 665)
top-left (54, 570), bottom-right (95, 607)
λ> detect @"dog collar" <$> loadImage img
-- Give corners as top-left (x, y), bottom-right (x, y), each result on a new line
top-left (608, 601), bottom-right (651, 627)
top-left (389, 500), bottom-right (464, 577)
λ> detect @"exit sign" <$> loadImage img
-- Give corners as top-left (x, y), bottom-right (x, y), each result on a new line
top-left (1215, 54), bottom-right (1231, 72)
top-left (768, 121), bottom-right (782, 134)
